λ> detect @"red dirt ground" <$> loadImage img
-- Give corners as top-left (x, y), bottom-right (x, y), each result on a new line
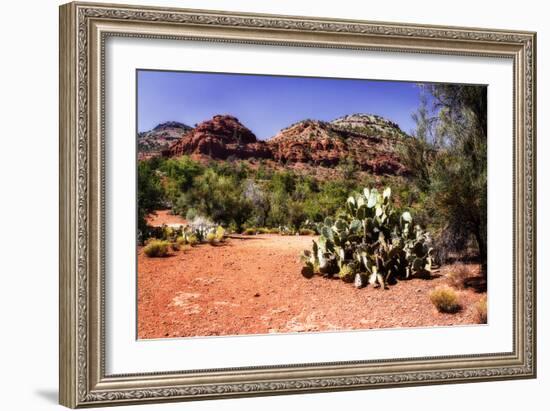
top-left (146, 210), bottom-right (187, 227)
top-left (137, 234), bottom-right (486, 339)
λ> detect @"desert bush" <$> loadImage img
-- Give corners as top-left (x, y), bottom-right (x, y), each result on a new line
top-left (301, 186), bottom-right (434, 290)
top-left (475, 296), bottom-right (487, 323)
top-left (242, 228), bottom-right (257, 235)
top-left (429, 286), bottom-right (461, 313)
top-left (446, 263), bottom-right (471, 289)
top-left (187, 234), bottom-right (199, 246)
top-left (171, 236), bottom-right (188, 252)
top-left (298, 228), bottom-right (316, 236)
top-left (257, 227), bottom-right (271, 234)
top-left (143, 240), bottom-right (170, 258)
top-left (206, 232), bottom-right (216, 245)
top-left (278, 226), bottom-right (295, 236)
top-left (215, 226), bottom-right (226, 242)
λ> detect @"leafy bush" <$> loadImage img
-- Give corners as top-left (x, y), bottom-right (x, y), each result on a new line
top-left (242, 228), bottom-right (257, 235)
top-left (298, 228), bottom-right (316, 236)
top-left (429, 286), bottom-right (461, 313)
top-left (476, 296), bottom-right (487, 323)
top-left (301, 186), bottom-right (434, 289)
top-left (143, 240), bottom-right (170, 258)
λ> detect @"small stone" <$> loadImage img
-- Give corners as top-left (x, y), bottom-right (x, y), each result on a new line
top-left (254, 293), bottom-right (261, 297)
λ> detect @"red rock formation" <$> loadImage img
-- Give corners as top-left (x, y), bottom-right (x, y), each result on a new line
top-left (166, 115), bottom-right (271, 160)
top-left (268, 119), bottom-right (407, 175)
top-left (162, 114), bottom-right (410, 176)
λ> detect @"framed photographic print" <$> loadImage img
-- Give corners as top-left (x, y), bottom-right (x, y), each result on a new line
top-left (59, 1), bottom-right (537, 408)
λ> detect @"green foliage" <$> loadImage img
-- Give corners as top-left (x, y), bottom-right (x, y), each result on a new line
top-left (402, 84), bottom-right (487, 274)
top-left (298, 228), bottom-right (316, 236)
top-left (301, 186), bottom-right (434, 289)
top-left (137, 161), bottom-right (164, 243)
top-left (138, 156), bottom-right (362, 236)
top-left (429, 286), bottom-right (461, 313)
top-left (243, 228), bottom-right (257, 235)
top-left (143, 239), bottom-right (170, 258)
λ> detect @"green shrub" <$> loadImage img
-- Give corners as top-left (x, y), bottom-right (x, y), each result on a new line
top-left (476, 296), bottom-right (487, 323)
top-left (268, 227), bottom-right (280, 234)
top-left (243, 228), bottom-right (257, 235)
top-left (143, 240), bottom-right (170, 258)
top-left (257, 227), bottom-right (271, 234)
top-left (429, 286), bottom-right (461, 313)
top-left (298, 228), bottom-right (316, 236)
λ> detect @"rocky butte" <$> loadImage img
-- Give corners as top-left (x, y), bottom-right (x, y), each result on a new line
top-left (140, 113), bottom-right (413, 176)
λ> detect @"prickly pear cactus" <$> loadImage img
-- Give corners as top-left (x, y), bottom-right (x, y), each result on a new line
top-left (300, 186), bottom-right (434, 290)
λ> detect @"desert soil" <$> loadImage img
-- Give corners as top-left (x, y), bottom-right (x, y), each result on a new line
top-left (137, 233), bottom-right (486, 339)
top-left (146, 209), bottom-right (187, 227)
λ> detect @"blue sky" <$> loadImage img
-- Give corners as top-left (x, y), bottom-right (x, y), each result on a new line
top-left (137, 70), bottom-right (428, 139)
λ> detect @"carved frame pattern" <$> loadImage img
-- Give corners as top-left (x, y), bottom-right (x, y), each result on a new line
top-left (59, 2), bottom-right (536, 408)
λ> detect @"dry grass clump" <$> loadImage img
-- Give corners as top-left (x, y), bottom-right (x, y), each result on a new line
top-left (446, 263), bottom-right (472, 289)
top-left (429, 286), bottom-right (461, 313)
top-left (298, 228), bottom-right (316, 236)
top-left (475, 296), bottom-right (487, 323)
top-left (206, 232), bottom-right (216, 245)
top-left (143, 239), bottom-right (170, 258)
top-left (187, 234), bottom-right (199, 246)
top-left (215, 226), bottom-right (226, 242)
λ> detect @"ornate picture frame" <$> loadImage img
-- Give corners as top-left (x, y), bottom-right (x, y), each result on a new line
top-left (59, 1), bottom-right (536, 408)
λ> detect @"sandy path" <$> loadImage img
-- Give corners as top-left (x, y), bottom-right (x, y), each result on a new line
top-left (137, 234), bottom-right (486, 339)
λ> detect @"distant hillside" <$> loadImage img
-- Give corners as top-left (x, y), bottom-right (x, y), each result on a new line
top-left (268, 115), bottom-right (407, 174)
top-left (145, 113), bottom-right (413, 176)
top-left (138, 121), bottom-right (192, 159)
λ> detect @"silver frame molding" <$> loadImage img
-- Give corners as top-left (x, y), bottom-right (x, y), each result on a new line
top-left (59, 2), bottom-right (536, 408)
